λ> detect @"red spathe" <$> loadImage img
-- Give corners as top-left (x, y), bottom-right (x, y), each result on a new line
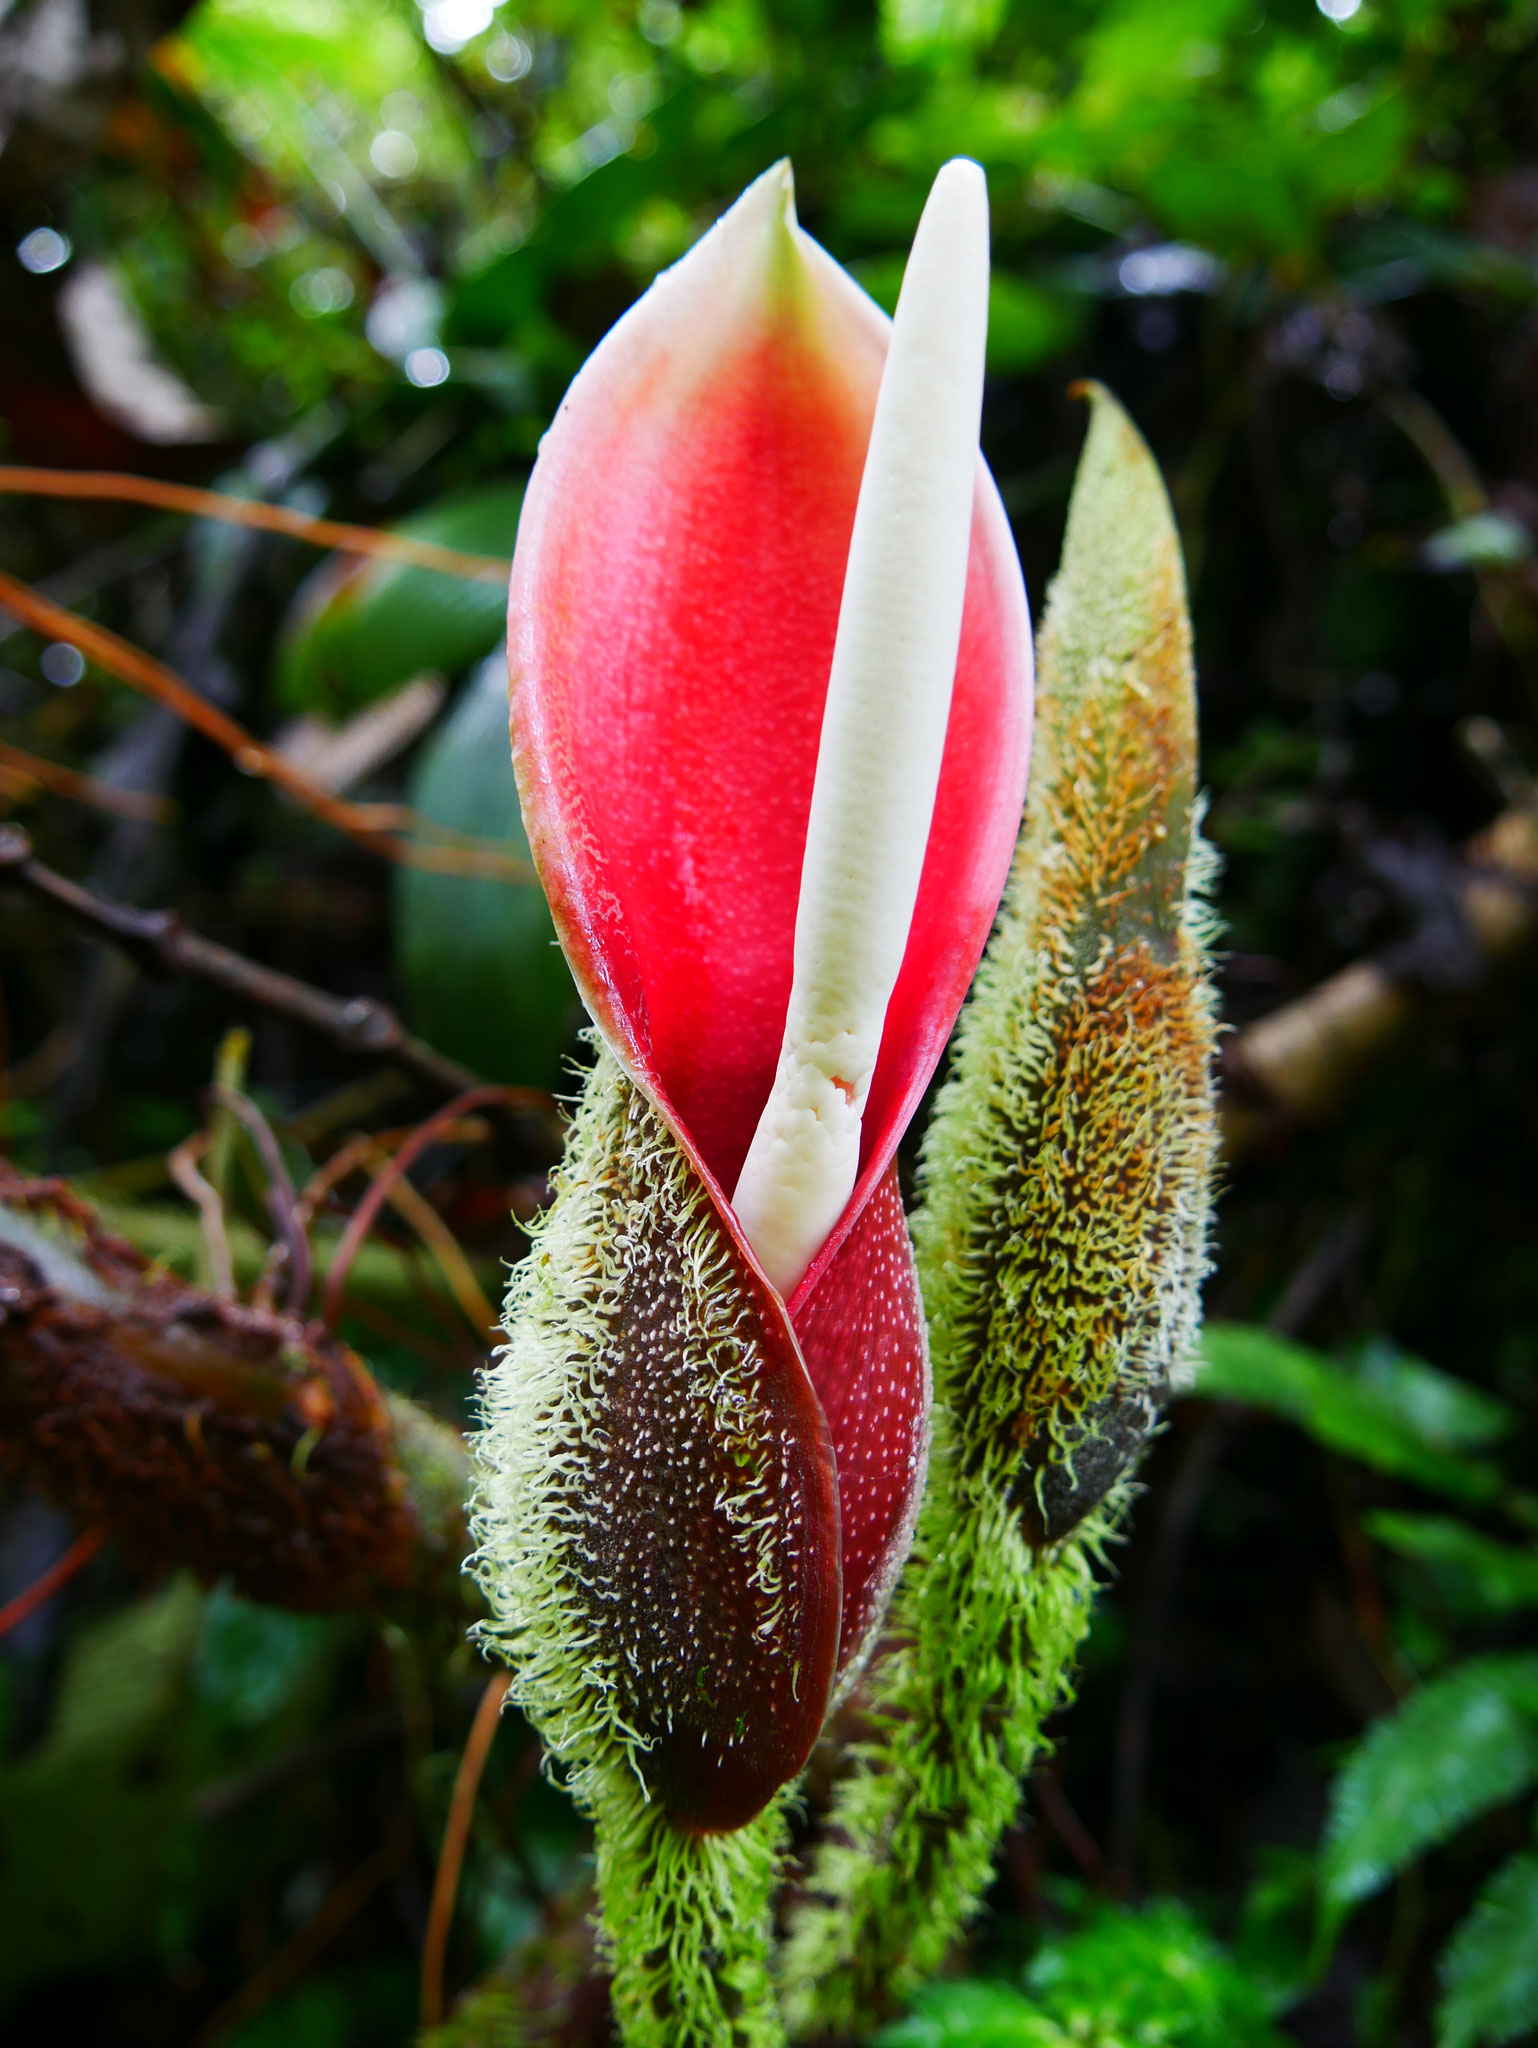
top-left (506, 166), bottom-right (1032, 1825)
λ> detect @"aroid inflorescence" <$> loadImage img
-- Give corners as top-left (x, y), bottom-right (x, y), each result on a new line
top-left (467, 154), bottom-right (1216, 2048)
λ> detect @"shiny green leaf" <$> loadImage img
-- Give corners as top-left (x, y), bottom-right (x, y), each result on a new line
top-left (1194, 1325), bottom-right (1509, 1503)
top-left (1438, 1850), bottom-right (1538, 2048)
top-left (1366, 1513), bottom-right (1538, 1616)
top-left (394, 649), bottom-right (578, 1085)
top-left (275, 484), bottom-right (523, 714)
top-left (1322, 1655), bottom-right (1538, 1909)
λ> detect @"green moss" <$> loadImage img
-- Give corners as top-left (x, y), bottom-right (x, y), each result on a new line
top-left (779, 1442), bottom-right (1111, 2034)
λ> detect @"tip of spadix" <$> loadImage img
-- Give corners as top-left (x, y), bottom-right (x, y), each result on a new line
top-left (914, 158), bottom-right (989, 266)
top-left (935, 155), bottom-right (987, 198)
top-left (895, 157), bottom-right (989, 351)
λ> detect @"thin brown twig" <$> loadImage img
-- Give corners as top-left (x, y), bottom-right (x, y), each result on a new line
top-left (343, 1145), bottom-right (499, 1343)
top-left (0, 467), bottom-right (509, 583)
top-left (0, 569), bottom-right (528, 882)
top-left (167, 1130), bottom-right (235, 1299)
top-left (196, 1708), bottom-right (402, 1822)
top-left (0, 737), bottom-right (176, 823)
top-left (1031, 1764), bottom-right (1107, 1888)
top-left (420, 1669), bottom-right (513, 2030)
top-left (377, 1168), bottom-right (500, 1344)
top-left (208, 1084), bottom-right (311, 1315)
top-left (296, 1120), bottom-right (490, 1223)
top-left (1379, 389), bottom-right (1538, 697)
top-left (300, 1127), bottom-right (500, 1344)
top-left (0, 1527), bottom-right (104, 1642)
top-left (0, 823), bottom-right (531, 1108)
top-left (2, 1023), bottom-right (78, 1102)
top-left (341, 1291), bottom-right (477, 1376)
top-left (322, 1086), bottom-right (542, 1330)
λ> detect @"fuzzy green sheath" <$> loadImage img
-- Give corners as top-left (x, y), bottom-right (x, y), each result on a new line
top-left (779, 384), bottom-right (1219, 2035)
top-left (470, 1048), bottom-right (791, 2048)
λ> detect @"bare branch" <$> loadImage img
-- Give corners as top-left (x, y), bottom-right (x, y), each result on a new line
top-left (1226, 801), bottom-right (1538, 1154)
top-left (0, 822), bottom-right (556, 1124)
top-left (0, 568), bottom-right (530, 881)
top-left (0, 466), bottom-right (509, 582)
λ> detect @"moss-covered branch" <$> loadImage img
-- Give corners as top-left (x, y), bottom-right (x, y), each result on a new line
top-left (0, 1162), bottom-right (469, 1612)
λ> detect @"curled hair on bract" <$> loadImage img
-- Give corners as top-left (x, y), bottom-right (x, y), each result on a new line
top-left (781, 382), bottom-right (1218, 2040)
top-left (468, 156), bottom-right (1032, 2048)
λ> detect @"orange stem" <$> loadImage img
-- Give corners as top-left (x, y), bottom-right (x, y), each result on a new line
top-left (0, 1526), bottom-right (105, 1640)
top-left (321, 1084), bottom-right (538, 1330)
top-left (0, 467), bottom-right (509, 583)
top-left (420, 1668), bottom-right (513, 2029)
top-left (0, 570), bottom-right (528, 881)
top-left (0, 737), bottom-right (176, 822)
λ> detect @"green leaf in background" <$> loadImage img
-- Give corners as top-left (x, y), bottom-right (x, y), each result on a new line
top-left (275, 484), bottom-right (523, 715)
top-left (1235, 1846), bottom-right (1318, 2015)
top-left (194, 1582), bottom-right (343, 1728)
top-left (0, 1578), bottom-right (206, 1999)
top-left (1365, 1512), bottom-right (1538, 1617)
top-left (1351, 1337), bottom-right (1516, 1453)
top-left (880, 0), bottom-right (1009, 63)
top-left (31, 1575), bottom-right (203, 1768)
top-left (447, 83), bottom-right (714, 354)
top-left (877, 1899), bottom-right (1286, 2047)
top-left (1021, 1897), bottom-right (1286, 2047)
top-left (394, 649), bottom-right (578, 1086)
top-left (877, 1980), bottom-right (1064, 2046)
top-left (1322, 1654), bottom-right (1538, 1911)
top-left (983, 276), bottom-right (1088, 376)
top-left (1194, 1324), bottom-right (1511, 1503)
top-left (1437, 1849), bottom-right (1538, 2048)
top-left (851, 258), bottom-right (1085, 375)
top-left (221, 1959), bottom-right (417, 2048)
top-left (187, 0), bottom-right (474, 199)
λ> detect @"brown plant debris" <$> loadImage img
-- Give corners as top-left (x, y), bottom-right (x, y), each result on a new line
top-left (0, 1164), bottom-right (468, 1609)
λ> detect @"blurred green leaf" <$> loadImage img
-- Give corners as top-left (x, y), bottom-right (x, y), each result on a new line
top-left (878, 1898), bottom-right (1285, 2046)
top-left (1366, 1513), bottom-right (1538, 1617)
top-left (1437, 1850), bottom-right (1538, 2048)
top-left (222, 1960), bottom-right (417, 2048)
top-left (394, 649), bottom-right (578, 1085)
top-left (188, 0), bottom-right (470, 178)
top-left (40, 1575), bottom-right (204, 1765)
top-left (1194, 1325), bottom-right (1512, 1503)
top-left (194, 1583), bottom-right (341, 1728)
top-left (1236, 1847), bottom-right (1318, 2014)
top-left (878, 1980), bottom-right (1064, 2046)
top-left (852, 259), bottom-right (1085, 374)
top-left (0, 1579), bottom-right (206, 1997)
top-left (448, 84), bottom-right (710, 350)
top-left (880, 0), bottom-right (1008, 64)
top-left (1021, 1897), bottom-right (1286, 2046)
top-left (1350, 1338), bottom-right (1516, 1454)
top-left (1322, 1654), bottom-right (1538, 1910)
top-left (275, 484), bottom-right (523, 715)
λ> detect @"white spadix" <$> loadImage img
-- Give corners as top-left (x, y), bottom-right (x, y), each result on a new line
top-left (731, 157), bottom-right (991, 1298)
